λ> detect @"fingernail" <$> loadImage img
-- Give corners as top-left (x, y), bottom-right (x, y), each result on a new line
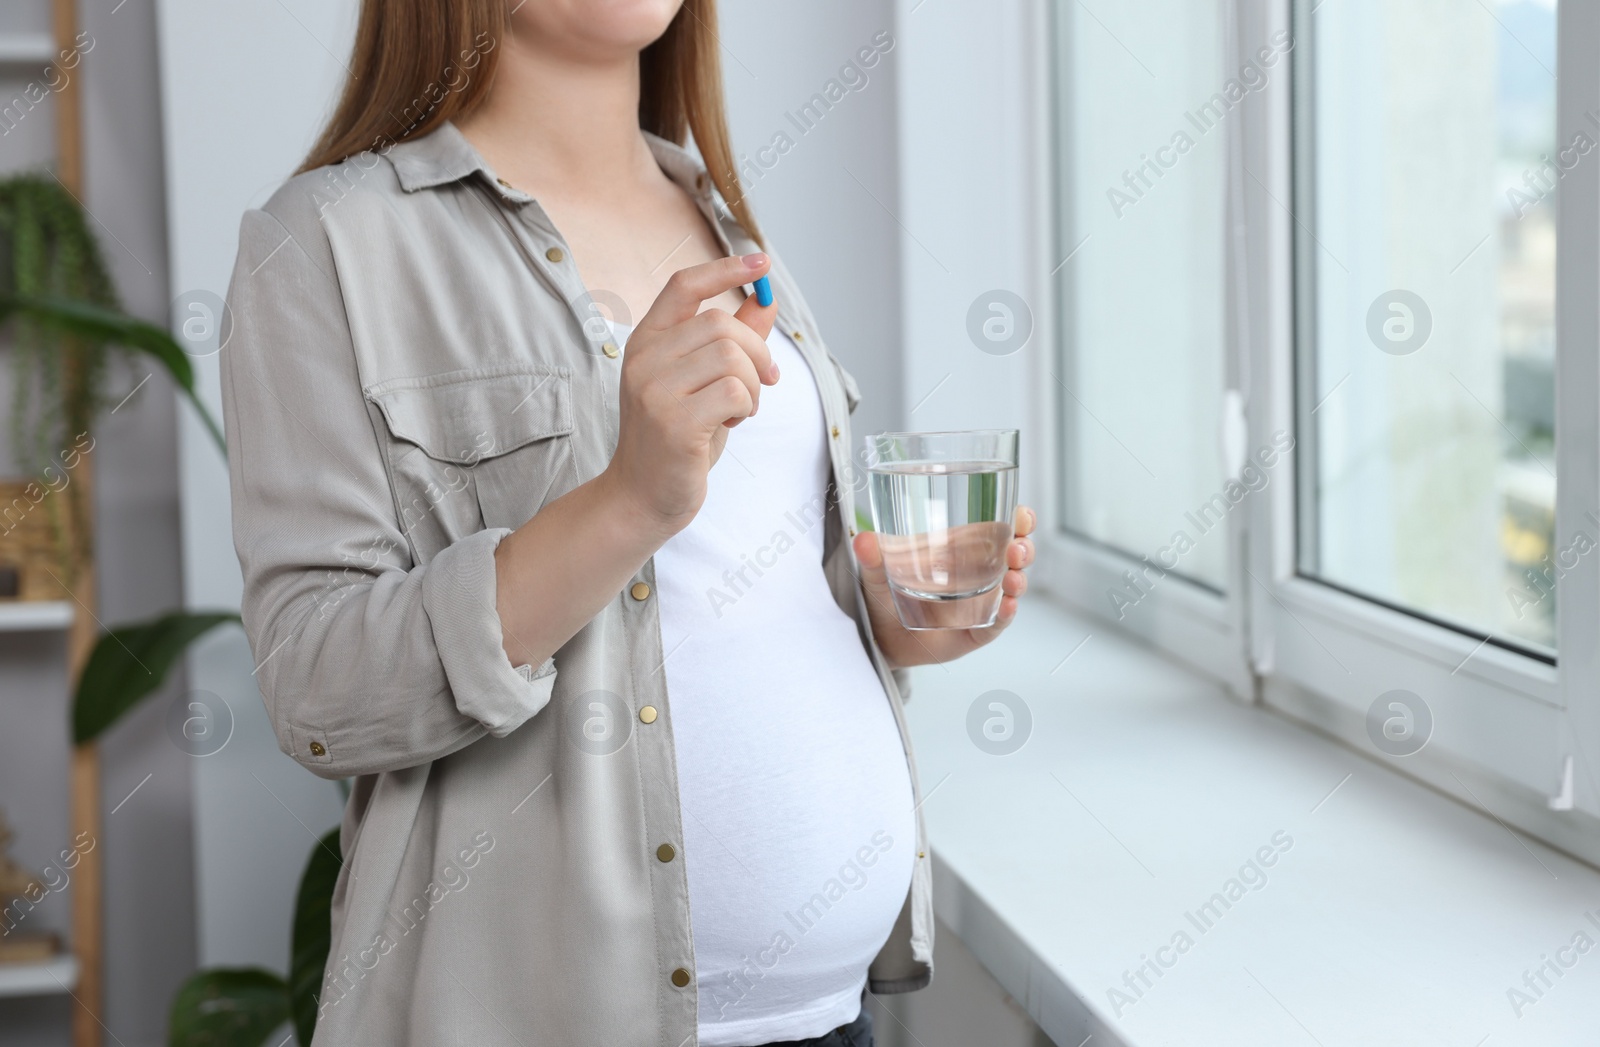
top-left (753, 275), bottom-right (774, 307)
top-left (767, 363), bottom-right (780, 382)
top-left (742, 252), bottom-right (768, 270)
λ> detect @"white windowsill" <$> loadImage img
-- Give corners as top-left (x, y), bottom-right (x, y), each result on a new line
top-left (905, 598), bottom-right (1600, 1046)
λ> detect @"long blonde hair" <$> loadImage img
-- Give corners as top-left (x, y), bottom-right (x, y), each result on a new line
top-left (299, 0), bottom-right (760, 244)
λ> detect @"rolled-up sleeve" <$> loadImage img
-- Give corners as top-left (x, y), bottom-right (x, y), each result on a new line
top-left (221, 202), bottom-right (555, 780)
top-left (423, 527), bottom-right (556, 734)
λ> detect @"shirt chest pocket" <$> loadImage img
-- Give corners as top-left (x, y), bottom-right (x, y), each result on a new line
top-left (366, 367), bottom-right (578, 559)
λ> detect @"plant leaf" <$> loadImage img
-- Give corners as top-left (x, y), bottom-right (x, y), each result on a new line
top-left (168, 967), bottom-right (290, 1047)
top-left (0, 293), bottom-right (227, 455)
top-left (289, 828), bottom-right (343, 1046)
top-left (72, 610), bottom-right (240, 745)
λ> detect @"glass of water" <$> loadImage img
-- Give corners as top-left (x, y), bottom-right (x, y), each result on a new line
top-left (864, 429), bottom-right (1020, 630)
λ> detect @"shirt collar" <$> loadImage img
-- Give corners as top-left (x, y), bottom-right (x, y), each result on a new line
top-left (386, 120), bottom-right (714, 203)
top-left (385, 120), bottom-right (485, 193)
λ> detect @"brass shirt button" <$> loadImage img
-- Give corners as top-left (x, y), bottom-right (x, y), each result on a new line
top-left (831, 426), bottom-right (840, 439)
top-left (496, 177), bottom-right (512, 188)
top-left (656, 843), bottom-right (676, 863)
top-left (546, 246), bottom-right (565, 263)
top-left (671, 968), bottom-right (691, 988)
top-left (630, 581), bottom-right (652, 601)
top-left (639, 705), bottom-right (658, 724)
top-left (791, 330), bottom-right (805, 342)
top-left (309, 741), bottom-right (326, 757)
top-left (602, 341), bottom-right (620, 359)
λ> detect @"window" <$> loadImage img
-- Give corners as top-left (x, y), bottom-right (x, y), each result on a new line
top-left (1296, 0), bottom-right (1559, 654)
top-left (1252, 0), bottom-right (1595, 841)
top-left (1051, 0), bottom-right (1230, 593)
top-left (1044, 0), bottom-right (1600, 850)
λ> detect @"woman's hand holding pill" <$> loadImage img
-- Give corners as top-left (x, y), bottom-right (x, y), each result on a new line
top-left (604, 252), bottom-right (780, 536)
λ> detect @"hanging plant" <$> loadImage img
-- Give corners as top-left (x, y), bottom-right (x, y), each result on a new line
top-left (0, 173), bottom-right (225, 586)
top-left (0, 173), bottom-right (121, 583)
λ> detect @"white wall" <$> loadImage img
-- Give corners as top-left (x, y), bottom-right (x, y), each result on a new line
top-left (720, 0), bottom-right (906, 439)
top-left (893, 0), bottom-right (1041, 468)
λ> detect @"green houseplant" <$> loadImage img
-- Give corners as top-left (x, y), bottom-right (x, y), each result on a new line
top-left (0, 175), bottom-right (224, 580)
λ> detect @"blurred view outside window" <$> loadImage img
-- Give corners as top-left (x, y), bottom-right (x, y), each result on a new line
top-left (1301, 0), bottom-right (1558, 650)
top-left (1054, 0), bottom-right (1230, 591)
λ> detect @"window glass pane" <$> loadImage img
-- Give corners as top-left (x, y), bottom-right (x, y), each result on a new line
top-left (1301, 0), bottom-right (1557, 650)
top-left (1054, 0), bottom-right (1230, 591)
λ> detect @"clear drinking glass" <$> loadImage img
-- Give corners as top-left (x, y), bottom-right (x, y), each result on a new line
top-left (864, 430), bottom-right (1020, 630)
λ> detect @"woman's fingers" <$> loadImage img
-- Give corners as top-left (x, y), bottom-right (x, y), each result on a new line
top-left (986, 511), bottom-right (1034, 638)
top-left (680, 373), bottom-right (755, 431)
top-left (672, 308), bottom-right (778, 385)
top-left (638, 253), bottom-right (771, 333)
top-left (852, 530), bottom-right (891, 587)
top-left (662, 338), bottom-right (763, 421)
top-left (1005, 507), bottom-right (1037, 571)
top-left (855, 529), bottom-right (925, 625)
top-left (734, 283), bottom-right (779, 344)
top-left (633, 301), bottom-right (778, 428)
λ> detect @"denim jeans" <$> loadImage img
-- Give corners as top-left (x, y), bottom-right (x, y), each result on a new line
top-left (752, 1006), bottom-right (874, 1047)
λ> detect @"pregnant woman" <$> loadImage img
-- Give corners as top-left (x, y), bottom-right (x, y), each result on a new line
top-left (221, 2), bottom-right (1035, 1045)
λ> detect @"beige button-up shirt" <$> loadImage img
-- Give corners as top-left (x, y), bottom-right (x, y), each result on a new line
top-left (220, 121), bottom-right (933, 1047)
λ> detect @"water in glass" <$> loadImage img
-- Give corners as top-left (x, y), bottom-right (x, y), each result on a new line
top-left (867, 453), bottom-right (1018, 630)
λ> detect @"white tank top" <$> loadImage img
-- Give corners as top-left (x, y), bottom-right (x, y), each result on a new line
top-left (612, 321), bottom-right (916, 1047)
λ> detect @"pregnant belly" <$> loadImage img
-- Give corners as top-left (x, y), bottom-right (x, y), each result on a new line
top-left (663, 604), bottom-right (917, 1037)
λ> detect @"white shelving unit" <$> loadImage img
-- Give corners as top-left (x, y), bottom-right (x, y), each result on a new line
top-left (0, 955), bottom-right (79, 999)
top-left (0, 596), bottom-right (75, 1009)
top-left (0, 601), bottom-right (73, 632)
top-left (0, 591), bottom-right (77, 1008)
top-left (0, 5), bottom-right (80, 950)
top-left (0, 33), bottom-right (54, 67)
